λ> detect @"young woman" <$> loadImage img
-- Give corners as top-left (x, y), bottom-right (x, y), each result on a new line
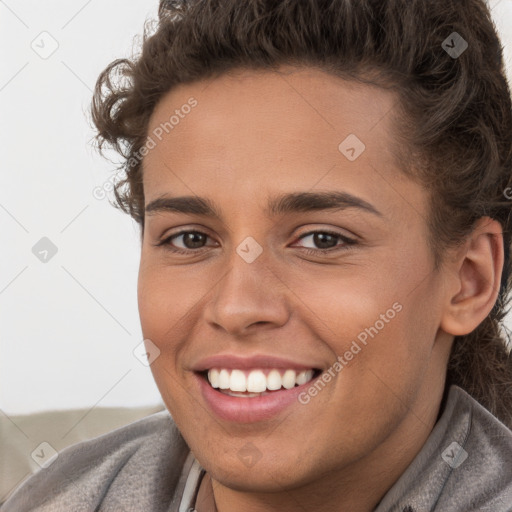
top-left (3, 0), bottom-right (512, 511)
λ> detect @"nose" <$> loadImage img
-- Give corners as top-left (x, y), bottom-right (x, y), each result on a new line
top-left (203, 247), bottom-right (291, 336)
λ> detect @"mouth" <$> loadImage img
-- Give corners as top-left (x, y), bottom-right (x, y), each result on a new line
top-left (192, 354), bottom-right (327, 422)
top-left (198, 367), bottom-right (323, 397)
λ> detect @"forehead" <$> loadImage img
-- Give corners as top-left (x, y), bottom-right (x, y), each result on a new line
top-left (142, 66), bottom-right (426, 224)
top-left (146, 65), bottom-right (397, 161)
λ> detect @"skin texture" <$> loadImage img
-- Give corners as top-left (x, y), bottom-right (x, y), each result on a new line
top-left (137, 66), bottom-right (503, 512)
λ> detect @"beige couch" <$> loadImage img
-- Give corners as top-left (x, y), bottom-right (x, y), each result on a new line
top-left (0, 404), bottom-right (167, 505)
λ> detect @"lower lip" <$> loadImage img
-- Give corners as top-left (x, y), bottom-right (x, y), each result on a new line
top-left (195, 372), bottom-right (317, 423)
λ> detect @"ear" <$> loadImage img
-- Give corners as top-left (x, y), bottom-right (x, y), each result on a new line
top-left (440, 217), bottom-right (504, 336)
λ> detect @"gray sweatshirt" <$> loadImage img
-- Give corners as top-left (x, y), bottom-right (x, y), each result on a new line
top-left (1, 385), bottom-right (511, 511)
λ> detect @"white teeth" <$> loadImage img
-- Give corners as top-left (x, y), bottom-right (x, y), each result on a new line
top-left (266, 369), bottom-right (282, 390)
top-left (229, 370), bottom-right (246, 392)
top-left (282, 369), bottom-right (296, 389)
top-left (218, 369), bottom-right (230, 389)
top-left (206, 368), bottom-right (315, 394)
top-left (208, 368), bottom-right (220, 388)
top-left (296, 370), bottom-right (310, 386)
top-left (247, 370), bottom-right (267, 392)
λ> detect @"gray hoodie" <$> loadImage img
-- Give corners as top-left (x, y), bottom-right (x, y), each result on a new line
top-left (1, 385), bottom-right (511, 511)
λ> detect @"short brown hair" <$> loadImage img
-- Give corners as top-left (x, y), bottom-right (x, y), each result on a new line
top-left (91, 0), bottom-right (512, 426)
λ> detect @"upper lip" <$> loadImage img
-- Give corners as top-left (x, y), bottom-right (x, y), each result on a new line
top-left (192, 354), bottom-right (323, 372)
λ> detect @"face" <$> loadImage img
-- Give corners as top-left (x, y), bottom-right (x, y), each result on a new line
top-left (137, 66), bottom-right (453, 494)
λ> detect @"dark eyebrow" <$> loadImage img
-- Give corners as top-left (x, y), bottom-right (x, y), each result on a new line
top-left (145, 191), bottom-right (382, 219)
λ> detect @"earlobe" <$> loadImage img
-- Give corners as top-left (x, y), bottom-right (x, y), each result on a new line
top-left (440, 217), bottom-right (504, 337)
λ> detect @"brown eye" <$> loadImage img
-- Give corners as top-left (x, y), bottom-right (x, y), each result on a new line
top-left (176, 231), bottom-right (208, 249)
top-left (157, 230), bottom-right (215, 254)
top-left (294, 230), bottom-right (357, 254)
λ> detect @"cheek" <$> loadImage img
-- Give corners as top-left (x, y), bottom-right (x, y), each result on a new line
top-left (284, 264), bottom-right (398, 345)
top-left (290, 251), bottom-right (438, 381)
top-left (136, 264), bottom-right (197, 396)
top-left (137, 259), bottom-right (208, 337)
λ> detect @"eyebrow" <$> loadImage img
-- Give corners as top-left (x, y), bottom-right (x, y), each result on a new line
top-left (145, 191), bottom-right (383, 219)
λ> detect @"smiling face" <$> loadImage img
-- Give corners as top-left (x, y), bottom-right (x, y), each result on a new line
top-left (137, 66), bottom-right (455, 508)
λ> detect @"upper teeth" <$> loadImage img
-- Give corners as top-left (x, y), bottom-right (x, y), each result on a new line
top-left (207, 368), bottom-right (315, 393)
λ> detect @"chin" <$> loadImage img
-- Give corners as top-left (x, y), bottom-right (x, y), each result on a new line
top-left (197, 446), bottom-right (323, 494)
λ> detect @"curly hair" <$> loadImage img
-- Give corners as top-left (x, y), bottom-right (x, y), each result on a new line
top-left (90, 0), bottom-right (512, 427)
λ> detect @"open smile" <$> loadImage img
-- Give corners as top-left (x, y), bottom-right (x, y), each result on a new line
top-left (204, 367), bottom-right (321, 396)
top-left (194, 364), bottom-right (323, 423)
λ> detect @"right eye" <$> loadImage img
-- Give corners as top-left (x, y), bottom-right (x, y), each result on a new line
top-left (156, 230), bottom-right (217, 254)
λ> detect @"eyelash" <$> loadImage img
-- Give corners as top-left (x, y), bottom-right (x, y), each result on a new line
top-left (155, 229), bottom-right (357, 256)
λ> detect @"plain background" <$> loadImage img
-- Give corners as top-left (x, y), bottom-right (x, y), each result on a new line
top-left (1, 0), bottom-right (512, 415)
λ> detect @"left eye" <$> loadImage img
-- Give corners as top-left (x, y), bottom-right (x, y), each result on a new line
top-left (293, 230), bottom-right (357, 252)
